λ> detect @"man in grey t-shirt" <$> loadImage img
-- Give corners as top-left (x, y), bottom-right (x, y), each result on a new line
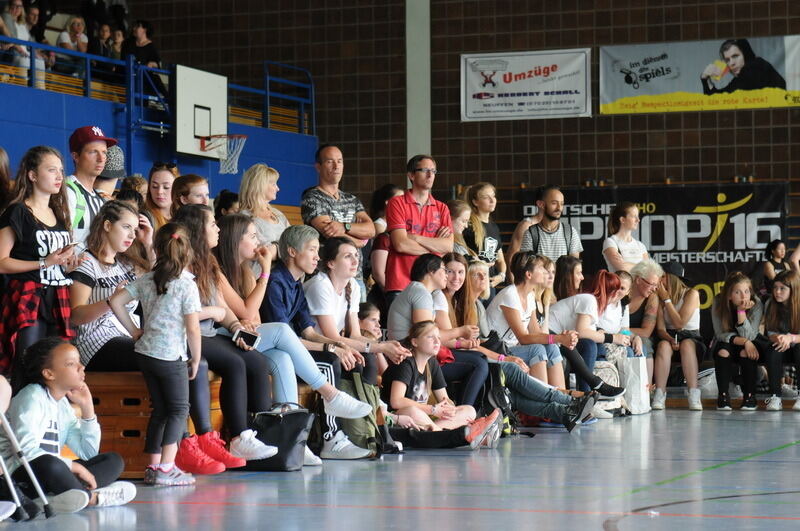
top-left (519, 184), bottom-right (582, 262)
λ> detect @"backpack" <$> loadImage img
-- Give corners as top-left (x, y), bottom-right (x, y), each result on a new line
top-left (527, 220), bottom-right (574, 255)
top-left (478, 363), bottom-right (518, 437)
top-left (336, 372), bottom-right (400, 456)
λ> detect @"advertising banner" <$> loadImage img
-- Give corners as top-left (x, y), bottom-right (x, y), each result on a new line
top-left (520, 183), bottom-right (788, 339)
top-left (460, 48), bottom-right (591, 121)
top-left (600, 36), bottom-right (800, 113)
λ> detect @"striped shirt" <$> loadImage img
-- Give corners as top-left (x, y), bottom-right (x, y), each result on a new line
top-left (66, 175), bottom-right (106, 243)
top-left (519, 222), bottom-right (583, 262)
top-left (70, 253), bottom-right (138, 365)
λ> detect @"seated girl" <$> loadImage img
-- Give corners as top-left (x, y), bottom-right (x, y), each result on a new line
top-left (711, 272), bottom-right (766, 411)
top-left (548, 269), bottom-right (626, 397)
top-left (596, 271), bottom-right (641, 360)
top-left (0, 338), bottom-right (136, 513)
top-left (380, 321), bottom-right (499, 447)
top-left (652, 262), bottom-right (703, 411)
top-left (485, 252), bottom-right (566, 385)
top-left (762, 270), bottom-right (800, 411)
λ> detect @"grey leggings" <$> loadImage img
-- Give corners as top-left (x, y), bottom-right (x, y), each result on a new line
top-left (136, 353), bottom-right (190, 454)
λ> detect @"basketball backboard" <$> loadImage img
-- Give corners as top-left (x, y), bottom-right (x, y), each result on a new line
top-left (174, 65), bottom-right (228, 159)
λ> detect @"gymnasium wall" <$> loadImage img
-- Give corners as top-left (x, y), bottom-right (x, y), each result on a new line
top-left (128, 0), bottom-right (800, 209)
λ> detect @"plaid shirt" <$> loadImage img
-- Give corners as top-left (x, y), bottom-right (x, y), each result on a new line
top-left (0, 280), bottom-right (75, 375)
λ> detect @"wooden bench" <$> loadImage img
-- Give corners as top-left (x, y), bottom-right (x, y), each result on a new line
top-left (84, 372), bottom-right (315, 478)
top-left (272, 204), bottom-right (302, 226)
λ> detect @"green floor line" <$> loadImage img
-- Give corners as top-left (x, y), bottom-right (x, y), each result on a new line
top-left (612, 439), bottom-right (800, 499)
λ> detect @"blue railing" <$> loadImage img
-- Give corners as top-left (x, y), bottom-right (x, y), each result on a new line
top-left (0, 34), bottom-right (316, 138)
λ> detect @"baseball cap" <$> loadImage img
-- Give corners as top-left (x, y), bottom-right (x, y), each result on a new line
top-left (69, 125), bottom-right (118, 154)
top-left (99, 145), bottom-right (125, 180)
top-left (662, 261), bottom-right (692, 286)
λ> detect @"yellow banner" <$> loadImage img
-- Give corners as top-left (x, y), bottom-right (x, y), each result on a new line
top-left (601, 87), bottom-right (800, 114)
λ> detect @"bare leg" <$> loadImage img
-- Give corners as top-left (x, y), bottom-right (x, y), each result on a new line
top-left (396, 406), bottom-right (438, 430)
top-left (435, 405), bottom-right (476, 430)
top-left (547, 363), bottom-right (566, 388)
top-left (529, 360), bottom-right (548, 383)
top-left (680, 339), bottom-right (699, 389)
top-left (654, 340), bottom-right (673, 390)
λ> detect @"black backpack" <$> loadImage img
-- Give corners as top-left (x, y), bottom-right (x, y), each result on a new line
top-left (478, 363), bottom-right (518, 437)
top-left (526, 220), bottom-right (574, 255)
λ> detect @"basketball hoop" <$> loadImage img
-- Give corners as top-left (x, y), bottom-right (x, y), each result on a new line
top-left (199, 134), bottom-right (248, 174)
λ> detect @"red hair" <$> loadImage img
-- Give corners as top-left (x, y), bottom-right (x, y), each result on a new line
top-left (589, 269), bottom-right (621, 316)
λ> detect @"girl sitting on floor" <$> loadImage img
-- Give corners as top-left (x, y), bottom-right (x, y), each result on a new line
top-left (762, 270), bottom-right (800, 411)
top-left (0, 338), bottom-right (136, 513)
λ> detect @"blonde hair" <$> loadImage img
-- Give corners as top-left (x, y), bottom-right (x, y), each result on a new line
top-left (239, 163), bottom-right (279, 213)
top-left (464, 182), bottom-right (495, 254)
top-left (64, 16), bottom-right (85, 32)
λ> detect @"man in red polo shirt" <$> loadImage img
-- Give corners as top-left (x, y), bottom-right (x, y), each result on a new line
top-left (384, 154), bottom-right (453, 301)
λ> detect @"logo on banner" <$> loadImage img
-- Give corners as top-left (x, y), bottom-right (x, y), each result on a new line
top-left (613, 54), bottom-right (679, 90)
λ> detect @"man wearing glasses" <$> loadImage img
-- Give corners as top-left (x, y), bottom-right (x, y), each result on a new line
top-left (384, 155), bottom-right (453, 305)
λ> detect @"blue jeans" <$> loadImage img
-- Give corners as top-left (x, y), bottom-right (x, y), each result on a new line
top-left (508, 343), bottom-right (563, 367)
top-left (499, 361), bottom-right (571, 419)
top-left (596, 343), bottom-right (635, 359)
top-left (575, 338), bottom-right (598, 392)
top-left (254, 323), bottom-right (328, 403)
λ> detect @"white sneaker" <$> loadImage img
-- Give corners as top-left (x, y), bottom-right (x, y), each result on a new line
top-left (794, 399), bottom-right (800, 411)
top-left (229, 429), bottom-right (278, 460)
top-left (687, 388), bottom-right (703, 411)
top-left (0, 501), bottom-right (15, 521)
top-left (652, 388), bottom-right (666, 410)
top-left (590, 405), bottom-right (613, 419)
top-left (94, 481), bottom-right (137, 507)
top-left (781, 384), bottom-right (798, 398)
top-left (766, 395), bottom-right (782, 411)
top-left (323, 391), bottom-right (372, 419)
top-left (319, 430), bottom-right (371, 460)
top-left (303, 445), bottom-right (322, 466)
top-left (36, 489), bottom-right (89, 514)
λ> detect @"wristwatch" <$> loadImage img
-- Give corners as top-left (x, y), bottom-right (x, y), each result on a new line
top-left (344, 222), bottom-right (352, 233)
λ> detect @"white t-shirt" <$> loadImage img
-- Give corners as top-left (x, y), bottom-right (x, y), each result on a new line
top-left (57, 31), bottom-right (88, 47)
top-left (486, 285), bottom-right (536, 348)
top-left (432, 289), bottom-right (448, 313)
top-left (665, 297), bottom-right (701, 331)
top-left (303, 272), bottom-right (361, 335)
top-left (548, 294), bottom-right (598, 333)
top-left (597, 301), bottom-right (630, 334)
top-left (602, 235), bottom-right (647, 272)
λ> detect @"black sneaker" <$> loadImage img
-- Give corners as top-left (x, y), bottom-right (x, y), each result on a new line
top-left (595, 382), bottom-right (625, 400)
top-left (562, 394), bottom-right (597, 433)
top-left (717, 393), bottom-right (732, 411)
top-left (741, 395), bottom-right (757, 411)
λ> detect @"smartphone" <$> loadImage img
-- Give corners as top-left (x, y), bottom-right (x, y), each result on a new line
top-left (232, 329), bottom-right (261, 349)
top-left (62, 242), bottom-right (86, 253)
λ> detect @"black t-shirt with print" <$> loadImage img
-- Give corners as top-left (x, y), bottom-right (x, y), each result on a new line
top-left (380, 356), bottom-right (446, 408)
top-left (0, 203), bottom-right (72, 285)
top-left (463, 219), bottom-right (503, 275)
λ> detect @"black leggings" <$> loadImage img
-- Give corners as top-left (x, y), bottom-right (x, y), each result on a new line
top-left (763, 343), bottom-right (800, 396)
top-left (440, 350), bottom-right (489, 407)
top-left (137, 354), bottom-right (190, 454)
top-left (560, 346), bottom-right (602, 389)
top-left (85, 336), bottom-right (140, 372)
top-left (189, 335), bottom-right (272, 436)
top-left (389, 426), bottom-right (468, 448)
top-left (12, 453), bottom-right (123, 498)
top-left (713, 341), bottom-right (760, 397)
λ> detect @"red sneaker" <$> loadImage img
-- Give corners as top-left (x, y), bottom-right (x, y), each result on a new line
top-left (464, 408), bottom-right (500, 449)
top-left (175, 435), bottom-right (225, 475)
top-left (197, 431), bottom-right (246, 469)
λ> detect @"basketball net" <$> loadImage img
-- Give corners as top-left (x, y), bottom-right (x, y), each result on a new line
top-left (200, 135), bottom-right (248, 174)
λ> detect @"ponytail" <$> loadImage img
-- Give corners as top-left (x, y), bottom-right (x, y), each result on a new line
top-left (152, 223), bottom-right (193, 295)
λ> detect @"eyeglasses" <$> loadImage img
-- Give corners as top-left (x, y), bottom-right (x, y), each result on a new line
top-left (151, 161), bottom-right (177, 171)
top-left (638, 277), bottom-right (658, 289)
top-left (414, 168), bottom-right (437, 175)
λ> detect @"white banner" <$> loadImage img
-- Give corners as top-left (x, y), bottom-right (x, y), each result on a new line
top-left (460, 48), bottom-right (591, 121)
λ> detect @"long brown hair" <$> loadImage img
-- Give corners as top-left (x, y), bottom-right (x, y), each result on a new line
top-left (145, 162), bottom-right (178, 229)
top-left (453, 260), bottom-right (490, 328)
top-left (554, 255), bottom-right (582, 299)
top-left (443, 252), bottom-right (468, 325)
top-left (318, 236), bottom-right (357, 337)
top-left (12, 146), bottom-right (71, 235)
top-left (714, 271), bottom-right (755, 332)
top-left (214, 213), bottom-right (254, 298)
top-left (664, 272), bottom-right (689, 305)
top-left (152, 223), bottom-right (193, 295)
top-left (172, 204), bottom-right (220, 304)
top-left (464, 182), bottom-right (495, 254)
top-left (446, 199), bottom-right (477, 258)
top-left (401, 320), bottom-right (438, 394)
top-left (607, 201), bottom-right (637, 235)
top-left (170, 174), bottom-right (208, 216)
top-left (0, 146), bottom-right (11, 211)
top-left (86, 200), bottom-right (151, 273)
top-left (765, 270), bottom-right (800, 333)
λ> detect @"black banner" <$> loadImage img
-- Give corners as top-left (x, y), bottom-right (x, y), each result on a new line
top-left (521, 183), bottom-right (788, 340)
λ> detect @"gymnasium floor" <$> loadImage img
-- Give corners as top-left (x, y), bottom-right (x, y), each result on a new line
top-left (12, 409), bottom-right (800, 530)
